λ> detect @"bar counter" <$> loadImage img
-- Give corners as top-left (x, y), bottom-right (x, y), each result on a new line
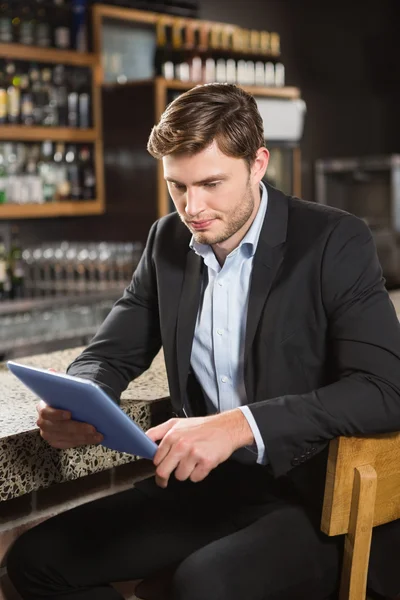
top-left (2, 288), bottom-right (400, 504)
top-left (0, 347), bottom-right (170, 503)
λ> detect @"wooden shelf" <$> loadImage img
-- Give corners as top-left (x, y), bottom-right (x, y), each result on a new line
top-left (103, 77), bottom-right (301, 100)
top-left (0, 43), bottom-right (97, 66)
top-left (159, 78), bottom-right (300, 99)
top-left (0, 201), bottom-right (104, 220)
top-left (0, 126), bottom-right (97, 142)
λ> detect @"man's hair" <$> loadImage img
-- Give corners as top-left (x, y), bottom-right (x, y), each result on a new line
top-left (147, 83), bottom-right (265, 169)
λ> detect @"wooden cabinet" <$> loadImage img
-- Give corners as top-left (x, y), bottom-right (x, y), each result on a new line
top-left (0, 41), bottom-right (104, 220)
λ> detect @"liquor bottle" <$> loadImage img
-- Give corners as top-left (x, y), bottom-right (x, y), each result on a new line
top-left (270, 33), bottom-right (280, 57)
top-left (79, 145), bottom-right (95, 200)
top-left (0, 145), bottom-right (7, 204)
top-left (234, 30), bottom-right (247, 85)
top-left (41, 67), bottom-right (58, 126)
top-left (20, 72), bottom-right (35, 126)
top-left (203, 26), bottom-right (216, 83)
top-left (0, 1), bottom-right (12, 43)
top-left (172, 21), bottom-right (189, 82)
top-left (190, 26), bottom-right (203, 83)
top-left (222, 29), bottom-right (236, 84)
top-left (0, 236), bottom-right (11, 301)
top-left (251, 30), bottom-right (264, 86)
top-left (10, 0), bottom-right (21, 42)
top-left (155, 18), bottom-right (172, 80)
top-left (8, 226), bottom-right (25, 300)
top-left (53, 0), bottom-right (71, 50)
top-left (36, 0), bottom-right (51, 48)
top-left (77, 69), bottom-right (90, 129)
top-left (29, 64), bottom-right (44, 125)
top-left (51, 65), bottom-right (67, 127)
top-left (71, 0), bottom-right (88, 52)
top-left (68, 70), bottom-right (79, 127)
top-left (66, 144), bottom-right (81, 199)
top-left (26, 143), bottom-right (44, 204)
top-left (6, 62), bottom-right (21, 124)
top-left (0, 63), bottom-right (7, 124)
top-left (53, 142), bottom-right (70, 201)
top-left (39, 141), bottom-right (56, 202)
top-left (181, 23), bottom-right (196, 82)
top-left (19, 3), bottom-right (35, 46)
top-left (274, 62), bottom-right (285, 87)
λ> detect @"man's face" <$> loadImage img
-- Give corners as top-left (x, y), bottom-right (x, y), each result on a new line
top-left (163, 141), bottom-right (264, 247)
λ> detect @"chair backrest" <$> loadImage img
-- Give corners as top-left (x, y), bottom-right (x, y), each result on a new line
top-left (321, 432), bottom-right (400, 537)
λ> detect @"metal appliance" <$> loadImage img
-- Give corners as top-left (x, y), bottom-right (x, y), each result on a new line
top-left (315, 155), bottom-right (400, 287)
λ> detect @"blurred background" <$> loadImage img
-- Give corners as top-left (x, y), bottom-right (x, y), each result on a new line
top-left (0, 0), bottom-right (398, 360)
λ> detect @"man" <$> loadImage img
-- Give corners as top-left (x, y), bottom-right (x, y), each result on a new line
top-left (7, 84), bottom-right (400, 600)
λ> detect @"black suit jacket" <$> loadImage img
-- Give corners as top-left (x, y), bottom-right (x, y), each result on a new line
top-left (68, 183), bottom-right (400, 513)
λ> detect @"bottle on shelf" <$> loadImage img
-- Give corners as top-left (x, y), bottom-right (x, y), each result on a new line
top-left (6, 61), bottom-right (21, 124)
top-left (270, 32), bottom-right (280, 57)
top-left (8, 226), bottom-right (25, 300)
top-left (0, 235), bottom-right (11, 301)
top-left (66, 144), bottom-right (81, 200)
top-left (25, 143), bottom-right (43, 204)
top-left (39, 140), bottom-right (57, 202)
top-left (155, 18), bottom-right (173, 80)
top-left (79, 145), bottom-right (95, 200)
top-left (172, 20), bottom-right (190, 82)
top-left (0, 63), bottom-right (7, 124)
top-left (0, 1), bottom-right (12, 44)
top-left (77, 69), bottom-right (91, 129)
top-left (222, 28), bottom-right (236, 84)
top-left (41, 66), bottom-right (58, 126)
top-left (68, 69), bottom-right (79, 127)
top-left (29, 63), bottom-right (44, 125)
top-left (19, 3), bottom-right (35, 46)
top-left (203, 25), bottom-right (216, 83)
top-left (36, 0), bottom-right (51, 48)
top-left (53, 64), bottom-right (69, 126)
top-left (274, 62), bottom-right (285, 87)
top-left (71, 0), bottom-right (88, 53)
top-left (20, 71), bottom-right (35, 126)
top-left (190, 25), bottom-right (203, 83)
top-left (53, 0), bottom-right (71, 50)
top-left (53, 141), bottom-right (70, 201)
top-left (0, 144), bottom-right (7, 204)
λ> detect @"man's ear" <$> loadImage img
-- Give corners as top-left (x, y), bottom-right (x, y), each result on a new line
top-left (251, 147), bottom-right (270, 185)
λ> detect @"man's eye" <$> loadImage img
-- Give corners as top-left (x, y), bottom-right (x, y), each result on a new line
top-left (204, 182), bottom-right (218, 188)
top-left (173, 183), bottom-right (186, 191)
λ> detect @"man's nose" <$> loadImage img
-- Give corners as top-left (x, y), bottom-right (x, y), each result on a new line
top-left (185, 188), bottom-right (206, 217)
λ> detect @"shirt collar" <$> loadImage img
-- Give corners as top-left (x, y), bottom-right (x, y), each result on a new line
top-left (189, 181), bottom-right (268, 260)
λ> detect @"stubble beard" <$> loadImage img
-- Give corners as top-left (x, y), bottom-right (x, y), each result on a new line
top-left (184, 183), bottom-right (255, 246)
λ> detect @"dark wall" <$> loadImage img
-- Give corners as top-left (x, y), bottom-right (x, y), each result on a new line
top-left (14, 0), bottom-right (399, 246)
top-left (198, 0), bottom-right (399, 201)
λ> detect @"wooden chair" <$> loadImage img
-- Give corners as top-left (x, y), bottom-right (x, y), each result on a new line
top-left (130, 433), bottom-right (400, 600)
top-left (321, 432), bottom-right (400, 600)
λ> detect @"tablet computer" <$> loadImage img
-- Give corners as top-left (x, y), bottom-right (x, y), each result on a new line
top-left (7, 361), bottom-right (158, 460)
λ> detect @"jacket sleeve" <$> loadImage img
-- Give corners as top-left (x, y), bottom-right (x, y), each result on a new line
top-left (249, 214), bottom-right (400, 477)
top-left (66, 220), bottom-right (162, 403)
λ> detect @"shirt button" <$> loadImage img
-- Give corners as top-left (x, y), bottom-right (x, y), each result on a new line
top-left (221, 376), bottom-right (228, 383)
top-left (217, 328), bottom-right (223, 335)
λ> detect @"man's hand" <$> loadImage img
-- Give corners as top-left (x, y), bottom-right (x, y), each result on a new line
top-left (146, 409), bottom-right (254, 488)
top-left (36, 400), bottom-right (103, 450)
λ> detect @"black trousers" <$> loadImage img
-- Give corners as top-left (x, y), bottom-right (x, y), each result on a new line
top-left (3, 460), bottom-right (367, 600)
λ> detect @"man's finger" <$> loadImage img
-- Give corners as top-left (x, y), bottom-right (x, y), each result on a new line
top-left (36, 401), bottom-right (71, 421)
top-left (146, 418), bottom-right (177, 442)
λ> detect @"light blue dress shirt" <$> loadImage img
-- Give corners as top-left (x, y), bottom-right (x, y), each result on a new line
top-left (189, 182), bottom-right (268, 465)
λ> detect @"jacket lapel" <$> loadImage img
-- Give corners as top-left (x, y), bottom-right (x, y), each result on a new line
top-left (176, 249), bottom-right (203, 403)
top-left (244, 185), bottom-right (289, 365)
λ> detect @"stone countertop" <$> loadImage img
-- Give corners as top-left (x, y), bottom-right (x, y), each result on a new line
top-left (0, 347), bottom-right (170, 502)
